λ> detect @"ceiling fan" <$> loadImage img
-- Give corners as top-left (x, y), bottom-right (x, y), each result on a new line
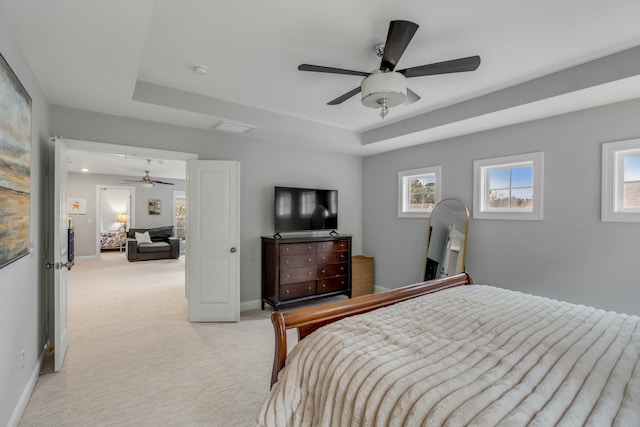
top-left (123, 170), bottom-right (175, 188)
top-left (298, 20), bottom-right (481, 118)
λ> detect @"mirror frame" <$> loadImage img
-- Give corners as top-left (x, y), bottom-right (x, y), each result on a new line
top-left (424, 197), bottom-right (470, 280)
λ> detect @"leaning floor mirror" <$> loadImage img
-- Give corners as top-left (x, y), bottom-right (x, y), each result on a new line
top-left (424, 198), bottom-right (470, 281)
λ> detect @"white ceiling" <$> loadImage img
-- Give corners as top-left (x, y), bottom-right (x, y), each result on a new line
top-left (3, 0), bottom-right (640, 167)
top-left (66, 150), bottom-right (186, 180)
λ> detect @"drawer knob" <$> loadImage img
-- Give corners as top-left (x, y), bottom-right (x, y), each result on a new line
top-left (321, 269), bottom-right (325, 273)
top-left (285, 248), bottom-right (290, 252)
top-left (286, 289), bottom-right (290, 293)
top-left (308, 271), bottom-right (313, 275)
top-left (308, 286), bottom-right (312, 290)
top-left (286, 260), bottom-right (290, 264)
top-left (286, 274), bottom-right (290, 278)
top-left (322, 284), bottom-right (326, 288)
top-left (308, 246), bottom-right (312, 250)
top-left (321, 256), bottom-right (326, 260)
top-left (308, 258), bottom-right (312, 262)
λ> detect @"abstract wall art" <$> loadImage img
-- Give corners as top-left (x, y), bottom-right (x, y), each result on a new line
top-left (0, 53), bottom-right (31, 269)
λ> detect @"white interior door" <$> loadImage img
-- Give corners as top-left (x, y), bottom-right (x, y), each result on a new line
top-left (187, 160), bottom-right (240, 322)
top-left (49, 135), bottom-right (70, 371)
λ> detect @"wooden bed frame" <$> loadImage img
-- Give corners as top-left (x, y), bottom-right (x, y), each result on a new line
top-left (270, 272), bottom-right (474, 386)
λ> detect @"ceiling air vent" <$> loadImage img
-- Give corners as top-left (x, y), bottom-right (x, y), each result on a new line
top-left (212, 120), bottom-right (255, 134)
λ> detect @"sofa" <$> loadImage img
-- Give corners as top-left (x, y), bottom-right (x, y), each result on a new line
top-left (126, 225), bottom-right (180, 261)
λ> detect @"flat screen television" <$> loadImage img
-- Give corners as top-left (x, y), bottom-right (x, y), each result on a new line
top-left (274, 186), bottom-right (338, 233)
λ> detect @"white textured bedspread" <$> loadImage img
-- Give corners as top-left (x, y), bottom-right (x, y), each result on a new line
top-left (256, 285), bottom-right (640, 426)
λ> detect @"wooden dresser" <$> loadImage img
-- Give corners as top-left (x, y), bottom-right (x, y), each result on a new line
top-left (261, 235), bottom-right (352, 310)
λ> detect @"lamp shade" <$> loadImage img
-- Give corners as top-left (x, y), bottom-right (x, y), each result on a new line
top-left (117, 213), bottom-right (127, 223)
top-left (361, 71), bottom-right (407, 108)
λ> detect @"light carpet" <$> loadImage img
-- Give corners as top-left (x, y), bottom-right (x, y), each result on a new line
top-left (19, 252), bottom-right (287, 427)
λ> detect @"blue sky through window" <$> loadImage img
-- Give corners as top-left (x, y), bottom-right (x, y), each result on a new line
top-left (512, 166), bottom-right (533, 187)
top-left (624, 155), bottom-right (640, 182)
top-left (489, 165), bottom-right (533, 189)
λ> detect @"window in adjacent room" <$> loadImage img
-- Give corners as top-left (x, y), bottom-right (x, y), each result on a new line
top-left (473, 152), bottom-right (544, 220)
top-left (602, 138), bottom-right (640, 222)
top-left (173, 190), bottom-right (186, 239)
top-left (398, 166), bottom-right (441, 218)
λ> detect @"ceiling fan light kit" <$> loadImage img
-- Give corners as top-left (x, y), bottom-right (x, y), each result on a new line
top-left (361, 70), bottom-right (407, 118)
top-left (140, 182), bottom-right (154, 189)
top-left (298, 19), bottom-right (480, 119)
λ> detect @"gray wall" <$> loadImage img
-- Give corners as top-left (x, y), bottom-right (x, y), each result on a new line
top-left (0, 12), bottom-right (50, 426)
top-left (363, 98), bottom-right (640, 316)
top-left (67, 172), bottom-right (185, 256)
top-left (51, 107), bottom-right (363, 304)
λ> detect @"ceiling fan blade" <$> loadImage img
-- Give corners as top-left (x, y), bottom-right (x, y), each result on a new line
top-left (380, 20), bottom-right (419, 72)
top-left (399, 55), bottom-right (481, 78)
top-left (327, 87), bottom-right (362, 105)
top-left (405, 88), bottom-right (421, 105)
top-left (151, 180), bottom-right (175, 185)
top-left (298, 64), bottom-right (369, 77)
top-left (123, 180), bottom-right (142, 182)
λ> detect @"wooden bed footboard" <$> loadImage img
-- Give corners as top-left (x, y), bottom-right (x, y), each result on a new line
top-left (270, 272), bottom-right (473, 387)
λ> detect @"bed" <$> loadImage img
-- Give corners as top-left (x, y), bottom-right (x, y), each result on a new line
top-left (100, 229), bottom-right (126, 251)
top-left (256, 273), bottom-right (640, 426)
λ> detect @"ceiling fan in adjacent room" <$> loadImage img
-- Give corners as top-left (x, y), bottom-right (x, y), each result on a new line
top-left (123, 170), bottom-right (175, 189)
top-left (298, 20), bottom-right (481, 118)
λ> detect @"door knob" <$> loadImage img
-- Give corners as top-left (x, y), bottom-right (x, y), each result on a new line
top-left (230, 247), bottom-right (237, 253)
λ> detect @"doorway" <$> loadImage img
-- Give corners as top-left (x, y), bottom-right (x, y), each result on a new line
top-left (97, 186), bottom-right (134, 257)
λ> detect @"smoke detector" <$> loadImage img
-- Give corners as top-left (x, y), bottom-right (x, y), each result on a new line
top-left (192, 64), bottom-right (209, 76)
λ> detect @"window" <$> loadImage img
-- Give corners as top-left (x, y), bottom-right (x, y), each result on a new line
top-left (602, 138), bottom-right (640, 222)
top-left (473, 152), bottom-right (544, 220)
top-left (173, 191), bottom-right (186, 239)
top-left (398, 166), bottom-right (441, 218)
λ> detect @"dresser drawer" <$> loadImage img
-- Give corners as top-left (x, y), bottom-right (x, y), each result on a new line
top-left (317, 262), bottom-right (348, 278)
top-left (280, 243), bottom-right (316, 255)
top-left (280, 281), bottom-right (316, 300)
top-left (317, 276), bottom-right (348, 294)
top-left (317, 240), bottom-right (349, 253)
top-left (281, 266), bottom-right (317, 284)
top-left (317, 251), bottom-right (348, 265)
top-left (280, 253), bottom-right (315, 268)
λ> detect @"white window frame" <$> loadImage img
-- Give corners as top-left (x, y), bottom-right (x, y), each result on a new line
top-left (602, 138), bottom-right (640, 222)
top-left (473, 152), bottom-right (544, 220)
top-left (398, 166), bottom-right (441, 218)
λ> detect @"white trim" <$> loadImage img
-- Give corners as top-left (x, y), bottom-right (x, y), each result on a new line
top-left (240, 299), bottom-right (262, 312)
top-left (7, 345), bottom-right (46, 427)
top-left (602, 138), bottom-right (640, 222)
top-left (473, 152), bottom-right (544, 220)
top-left (397, 166), bottom-right (442, 218)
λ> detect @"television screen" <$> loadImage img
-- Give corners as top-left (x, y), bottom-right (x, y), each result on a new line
top-left (274, 186), bottom-right (338, 233)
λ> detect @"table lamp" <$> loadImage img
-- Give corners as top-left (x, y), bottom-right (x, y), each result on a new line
top-left (117, 213), bottom-right (127, 233)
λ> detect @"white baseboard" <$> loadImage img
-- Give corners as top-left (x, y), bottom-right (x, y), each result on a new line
top-left (7, 345), bottom-right (45, 427)
top-left (240, 299), bottom-right (262, 312)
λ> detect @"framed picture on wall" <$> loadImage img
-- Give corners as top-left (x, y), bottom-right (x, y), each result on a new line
top-left (148, 199), bottom-right (161, 215)
top-left (0, 53), bottom-right (32, 269)
top-left (68, 197), bottom-right (87, 215)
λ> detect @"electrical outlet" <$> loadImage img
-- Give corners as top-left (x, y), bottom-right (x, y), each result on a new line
top-left (21, 350), bottom-right (25, 371)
